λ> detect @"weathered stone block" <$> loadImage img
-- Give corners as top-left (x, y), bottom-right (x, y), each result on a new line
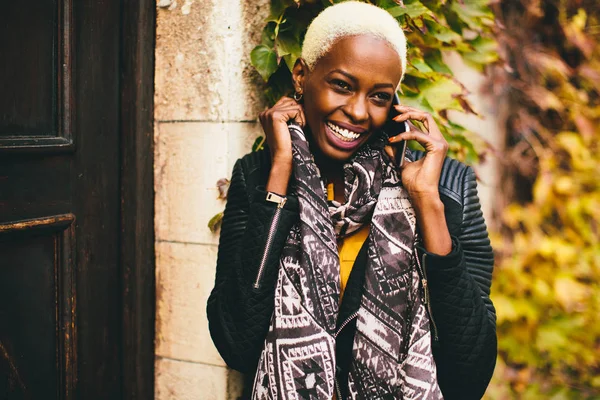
top-left (155, 358), bottom-right (229, 400)
top-left (155, 121), bottom-right (227, 245)
top-left (155, 0), bottom-right (269, 122)
top-left (155, 0), bottom-right (227, 121)
top-left (154, 121), bottom-right (261, 244)
top-left (155, 241), bottom-right (224, 366)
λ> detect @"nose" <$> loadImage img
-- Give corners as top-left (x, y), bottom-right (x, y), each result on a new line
top-left (344, 94), bottom-right (369, 124)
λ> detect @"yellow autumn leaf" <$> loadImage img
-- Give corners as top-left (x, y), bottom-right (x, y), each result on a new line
top-left (554, 275), bottom-right (588, 311)
top-left (554, 176), bottom-right (574, 194)
top-left (533, 279), bottom-right (551, 299)
top-left (502, 204), bottom-right (525, 228)
top-left (554, 242), bottom-right (578, 265)
top-left (538, 236), bottom-right (555, 258)
top-left (492, 294), bottom-right (518, 323)
top-left (533, 173), bottom-right (552, 205)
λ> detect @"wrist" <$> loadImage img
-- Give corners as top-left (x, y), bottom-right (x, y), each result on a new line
top-left (411, 196), bottom-right (451, 256)
top-left (271, 150), bottom-right (292, 166)
top-left (266, 161), bottom-right (292, 195)
top-left (410, 192), bottom-right (443, 212)
top-left (272, 154), bottom-right (292, 167)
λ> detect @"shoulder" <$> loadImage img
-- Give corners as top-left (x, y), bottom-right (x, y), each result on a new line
top-left (237, 148), bottom-right (271, 174)
top-left (232, 148), bottom-right (272, 192)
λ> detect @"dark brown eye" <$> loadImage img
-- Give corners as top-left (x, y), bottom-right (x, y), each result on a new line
top-left (373, 92), bottom-right (392, 102)
top-left (331, 79), bottom-right (352, 92)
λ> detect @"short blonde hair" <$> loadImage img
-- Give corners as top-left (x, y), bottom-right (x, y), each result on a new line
top-left (302, 1), bottom-right (407, 81)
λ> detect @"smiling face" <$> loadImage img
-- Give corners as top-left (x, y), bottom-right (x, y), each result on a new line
top-left (293, 35), bottom-right (403, 162)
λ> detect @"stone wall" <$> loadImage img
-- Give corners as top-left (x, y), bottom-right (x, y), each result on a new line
top-left (154, 1), bottom-right (269, 399)
top-left (153, 2), bottom-right (501, 399)
top-left (444, 52), bottom-right (503, 228)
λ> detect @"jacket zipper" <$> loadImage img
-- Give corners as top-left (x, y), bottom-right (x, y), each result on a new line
top-left (334, 312), bottom-right (359, 338)
top-left (335, 376), bottom-right (343, 400)
top-left (334, 311), bottom-right (358, 400)
top-left (415, 252), bottom-right (439, 342)
top-left (253, 199), bottom-right (286, 290)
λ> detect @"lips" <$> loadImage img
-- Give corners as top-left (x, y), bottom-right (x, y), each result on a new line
top-left (324, 121), bottom-right (367, 151)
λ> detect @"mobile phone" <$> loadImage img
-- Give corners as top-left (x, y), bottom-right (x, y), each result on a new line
top-left (383, 93), bottom-right (409, 166)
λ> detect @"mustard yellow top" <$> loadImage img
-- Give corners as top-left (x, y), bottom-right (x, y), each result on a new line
top-left (327, 182), bottom-right (370, 300)
top-left (338, 224), bottom-right (369, 299)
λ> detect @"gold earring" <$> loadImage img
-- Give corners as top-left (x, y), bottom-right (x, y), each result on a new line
top-left (293, 90), bottom-right (303, 102)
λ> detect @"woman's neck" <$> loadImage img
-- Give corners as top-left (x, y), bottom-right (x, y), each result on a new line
top-left (314, 152), bottom-right (345, 203)
top-left (305, 127), bottom-right (345, 202)
top-left (313, 151), bottom-right (340, 181)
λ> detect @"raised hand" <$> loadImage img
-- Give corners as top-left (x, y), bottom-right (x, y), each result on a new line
top-left (385, 104), bottom-right (452, 255)
top-left (258, 96), bottom-right (306, 195)
top-left (386, 105), bottom-right (449, 200)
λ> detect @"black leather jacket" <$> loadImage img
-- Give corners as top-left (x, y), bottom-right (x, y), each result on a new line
top-left (207, 149), bottom-right (497, 400)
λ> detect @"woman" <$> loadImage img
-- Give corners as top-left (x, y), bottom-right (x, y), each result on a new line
top-left (207, 2), bottom-right (496, 399)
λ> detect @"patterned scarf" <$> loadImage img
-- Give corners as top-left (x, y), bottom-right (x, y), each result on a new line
top-left (252, 124), bottom-right (442, 399)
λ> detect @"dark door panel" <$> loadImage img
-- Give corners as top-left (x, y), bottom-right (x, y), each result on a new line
top-left (0, 155), bottom-right (71, 222)
top-left (0, 1), bottom-right (58, 137)
top-left (0, 0), bottom-right (73, 151)
top-left (0, 0), bottom-right (155, 398)
top-left (0, 216), bottom-right (76, 399)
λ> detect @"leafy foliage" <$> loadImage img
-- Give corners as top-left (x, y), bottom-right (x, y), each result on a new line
top-left (486, 1), bottom-right (600, 398)
top-left (250, 0), bottom-right (499, 164)
top-left (209, 0), bottom-right (499, 232)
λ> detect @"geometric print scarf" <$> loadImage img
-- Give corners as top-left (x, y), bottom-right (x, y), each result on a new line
top-left (252, 123), bottom-right (442, 399)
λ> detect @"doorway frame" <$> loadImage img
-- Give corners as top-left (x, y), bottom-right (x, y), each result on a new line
top-left (120, 1), bottom-right (156, 398)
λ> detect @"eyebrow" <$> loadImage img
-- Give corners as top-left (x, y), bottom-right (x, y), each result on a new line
top-left (328, 69), bottom-right (395, 90)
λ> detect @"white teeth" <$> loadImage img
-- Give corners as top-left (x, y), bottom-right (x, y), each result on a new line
top-left (327, 122), bottom-right (361, 141)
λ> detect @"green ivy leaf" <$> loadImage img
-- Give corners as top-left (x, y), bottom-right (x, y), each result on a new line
top-left (276, 33), bottom-right (302, 71)
top-left (411, 58), bottom-right (434, 73)
top-left (267, 0), bottom-right (295, 22)
top-left (400, 92), bottom-right (435, 113)
top-left (424, 50), bottom-right (453, 73)
top-left (207, 212), bottom-right (224, 233)
top-left (261, 22), bottom-right (276, 47)
top-left (252, 136), bottom-right (266, 152)
top-left (462, 35), bottom-right (499, 67)
top-left (449, 0), bottom-right (494, 30)
top-left (424, 19), bottom-right (462, 44)
top-left (251, 45), bottom-right (279, 81)
top-left (419, 77), bottom-right (463, 111)
top-left (387, 1), bottom-right (434, 19)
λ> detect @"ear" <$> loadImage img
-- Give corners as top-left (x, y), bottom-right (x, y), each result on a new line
top-left (292, 58), bottom-right (309, 93)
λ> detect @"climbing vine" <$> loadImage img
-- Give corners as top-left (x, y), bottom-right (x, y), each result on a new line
top-left (486, 1), bottom-right (600, 398)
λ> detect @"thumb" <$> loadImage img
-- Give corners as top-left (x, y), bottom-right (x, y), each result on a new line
top-left (384, 144), bottom-right (396, 160)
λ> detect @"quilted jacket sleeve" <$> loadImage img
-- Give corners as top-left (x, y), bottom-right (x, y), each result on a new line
top-left (420, 164), bottom-right (497, 400)
top-left (206, 154), bottom-right (299, 373)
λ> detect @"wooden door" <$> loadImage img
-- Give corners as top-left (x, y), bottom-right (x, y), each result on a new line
top-left (0, 1), bottom-right (155, 399)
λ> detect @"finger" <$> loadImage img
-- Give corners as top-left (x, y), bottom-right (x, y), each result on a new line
top-left (285, 104), bottom-right (305, 126)
top-left (383, 145), bottom-right (397, 164)
top-left (264, 98), bottom-right (299, 118)
top-left (291, 107), bottom-right (305, 127)
top-left (273, 96), bottom-right (295, 106)
top-left (393, 107), bottom-right (444, 139)
top-left (388, 131), bottom-right (445, 152)
top-left (393, 111), bottom-right (429, 127)
top-left (272, 105), bottom-right (306, 127)
top-left (268, 105), bottom-right (303, 118)
top-left (268, 98), bottom-right (298, 114)
top-left (295, 108), bottom-right (306, 127)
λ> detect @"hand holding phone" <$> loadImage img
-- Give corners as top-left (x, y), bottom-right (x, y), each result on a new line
top-left (383, 93), bottom-right (409, 166)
